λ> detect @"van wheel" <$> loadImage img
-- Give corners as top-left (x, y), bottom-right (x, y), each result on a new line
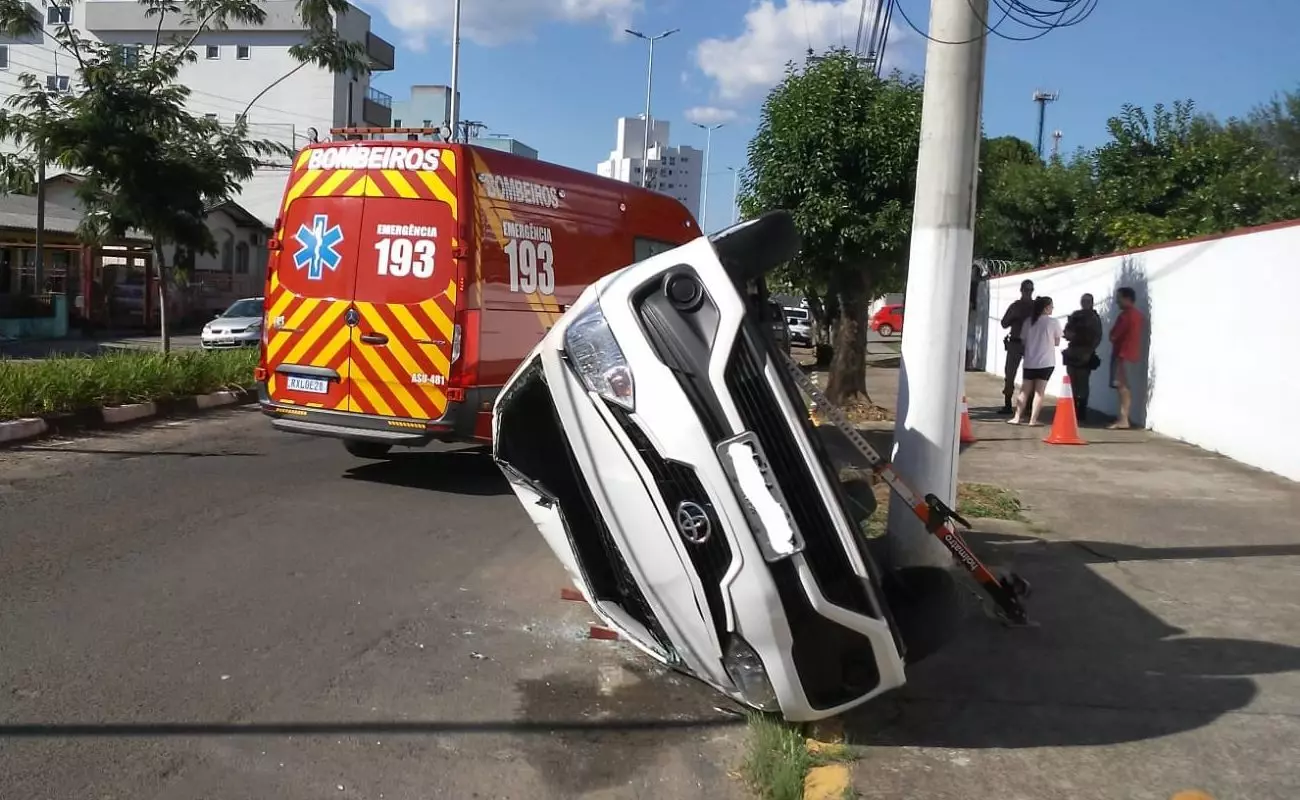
top-left (878, 323), bottom-right (894, 337)
top-left (343, 440), bottom-right (392, 459)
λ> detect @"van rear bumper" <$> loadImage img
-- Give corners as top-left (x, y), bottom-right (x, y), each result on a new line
top-left (257, 382), bottom-right (498, 446)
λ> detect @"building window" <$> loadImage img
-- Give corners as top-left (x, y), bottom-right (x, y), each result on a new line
top-left (120, 44), bottom-right (142, 66)
top-left (236, 45), bottom-right (250, 60)
top-left (393, 118), bottom-right (401, 127)
top-left (205, 45), bottom-right (220, 59)
top-left (203, 113), bottom-right (217, 120)
top-left (45, 75), bottom-right (69, 92)
top-left (422, 119), bottom-right (432, 127)
top-left (235, 242), bottom-right (250, 274)
top-left (47, 5), bottom-right (71, 25)
top-left (0, 46), bottom-right (8, 70)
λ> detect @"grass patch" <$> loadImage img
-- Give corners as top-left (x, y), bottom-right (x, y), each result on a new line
top-left (0, 348), bottom-right (258, 421)
top-left (741, 713), bottom-right (853, 800)
top-left (956, 482), bottom-right (1026, 521)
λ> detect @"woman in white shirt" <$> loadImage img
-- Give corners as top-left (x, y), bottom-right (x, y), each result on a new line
top-left (1008, 296), bottom-right (1062, 426)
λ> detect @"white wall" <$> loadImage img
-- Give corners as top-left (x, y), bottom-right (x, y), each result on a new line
top-left (975, 221), bottom-right (1300, 481)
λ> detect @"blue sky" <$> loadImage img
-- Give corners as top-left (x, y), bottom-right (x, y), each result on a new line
top-left (359, 0), bottom-right (1300, 231)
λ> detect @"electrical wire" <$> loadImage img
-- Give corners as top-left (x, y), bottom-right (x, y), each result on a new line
top-left (892, 0), bottom-right (1097, 46)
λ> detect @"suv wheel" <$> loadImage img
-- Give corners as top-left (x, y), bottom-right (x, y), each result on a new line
top-left (343, 440), bottom-right (392, 459)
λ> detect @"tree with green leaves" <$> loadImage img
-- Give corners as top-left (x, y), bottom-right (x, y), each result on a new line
top-left (1083, 100), bottom-right (1300, 250)
top-left (1247, 85), bottom-right (1300, 180)
top-left (740, 49), bottom-right (923, 406)
top-left (975, 135), bottom-right (1097, 265)
top-left (0, 0), bottom-right (367, 350)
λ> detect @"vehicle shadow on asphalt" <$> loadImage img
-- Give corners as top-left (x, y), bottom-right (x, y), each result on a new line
top-left (842, 529), bottom-right (1300, 749)
top-left (342, 447), bottom-right (511, 496)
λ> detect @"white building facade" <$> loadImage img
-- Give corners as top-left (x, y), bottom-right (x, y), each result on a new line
top-left (0, 0), bottom-right (396, 226)
top-left (596, 116), bottom-right (702, 219)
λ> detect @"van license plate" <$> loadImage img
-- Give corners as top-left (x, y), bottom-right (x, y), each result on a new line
top-left (286, 376), bottom-right (328, 394)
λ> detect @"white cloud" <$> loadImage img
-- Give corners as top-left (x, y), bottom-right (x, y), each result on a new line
top-left (695, 0), bottom-right (906, 102)
top-left (362, 0), bottom-right (641, 48)
top-left (684, 106), bottom-right (740, 125)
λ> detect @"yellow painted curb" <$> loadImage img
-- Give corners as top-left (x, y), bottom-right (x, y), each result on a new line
top-left (804, 721), bottom-right (852, 800)
top-left (1170, 792), bottom-right (1215, 800)
top-left (804, 763), bottom-right (851, 800)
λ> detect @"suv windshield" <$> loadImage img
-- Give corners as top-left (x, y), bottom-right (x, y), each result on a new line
top-left (223, 298), bottom-right (264, 318)
top-left (786, 308), bottom-right (809, 321)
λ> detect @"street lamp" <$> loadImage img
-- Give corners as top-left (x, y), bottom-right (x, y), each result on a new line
top-left (727, 166), bottom-right (740, 225)
top-left (693, 122), bottom-right (723, 230)
top-left (626, 28), bottom-right (678, 188)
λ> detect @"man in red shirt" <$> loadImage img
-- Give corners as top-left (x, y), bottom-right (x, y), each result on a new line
top-left (1108, 286), bottom-right (1144, 429)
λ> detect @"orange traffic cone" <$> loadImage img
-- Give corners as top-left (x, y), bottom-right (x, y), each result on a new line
top-left (1044, 375), bottom-right (1087, 445)
top-left (959, 396), bottom-right (977, 444)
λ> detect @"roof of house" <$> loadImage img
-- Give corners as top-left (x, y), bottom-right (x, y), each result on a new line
top-left (206, 200), bottom-right (272, 232)
top-left (0, 194), bottom-right (152, 243)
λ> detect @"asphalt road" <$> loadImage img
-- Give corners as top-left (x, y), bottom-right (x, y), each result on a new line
top-left (0, 409), bottom-right (747, 800)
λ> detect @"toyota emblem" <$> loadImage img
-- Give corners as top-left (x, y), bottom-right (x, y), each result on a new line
top-left (674, 501), bottom-right (711, 545)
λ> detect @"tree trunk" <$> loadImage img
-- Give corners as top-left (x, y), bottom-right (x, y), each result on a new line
top-left (824, 267), bottom-right (873, 406)
top-left (155, 242), bottom-right (171, 354)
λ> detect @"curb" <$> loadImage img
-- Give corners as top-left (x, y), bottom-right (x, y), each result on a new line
top-left (0, 387), bottom-right (254, 447)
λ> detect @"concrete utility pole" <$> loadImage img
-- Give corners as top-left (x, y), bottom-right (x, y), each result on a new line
top-left (1033, 89), bottom-right (1058, 159)
top-left (449, 0), bottom-right (462, 142)
top-left (888, 0), bottom-right (990, 569)
top-left (693, 122), bottom-right (723, 230)
top-left (627, 28), bottom-right (678, 188)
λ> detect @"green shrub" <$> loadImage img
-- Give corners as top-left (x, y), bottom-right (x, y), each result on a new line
top-left (0, 348), bottom-right (258, 421)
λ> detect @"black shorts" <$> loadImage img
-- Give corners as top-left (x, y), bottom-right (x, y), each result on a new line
top-left (1023, 366), bottom-right (1055, 382)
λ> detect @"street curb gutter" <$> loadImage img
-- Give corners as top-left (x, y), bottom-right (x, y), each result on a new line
top-left (0, 387), bottom-right (254, 447)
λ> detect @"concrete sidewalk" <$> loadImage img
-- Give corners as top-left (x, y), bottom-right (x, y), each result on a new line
top-left (845, 365), bottom-right (1300, 800)
top-left (0, 334), bottom-right (203, 359)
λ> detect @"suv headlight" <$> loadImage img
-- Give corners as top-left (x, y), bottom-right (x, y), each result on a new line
top-left (722, 635), bottom-right (780, 712)
top-left (563, 304), bottom-right (634, 411)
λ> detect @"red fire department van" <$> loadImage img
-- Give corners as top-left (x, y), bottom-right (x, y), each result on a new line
top-left (255, 127), bottom-right (700, 458)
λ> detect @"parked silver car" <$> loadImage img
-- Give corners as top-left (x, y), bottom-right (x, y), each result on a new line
top-left (201, 297), bottom-right (265, 349)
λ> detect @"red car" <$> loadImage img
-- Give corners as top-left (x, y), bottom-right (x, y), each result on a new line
top-left (870, 303), bottom-right (904, 336)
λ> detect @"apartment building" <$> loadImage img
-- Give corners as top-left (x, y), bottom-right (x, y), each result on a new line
top-left (595, 116), bottom-right (702, 219)
top-left (0, 0), bottom-right (396, 226)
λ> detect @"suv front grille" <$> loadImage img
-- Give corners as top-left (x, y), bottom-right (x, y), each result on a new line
top-left (610, 408), bottom-right (733, 642)
top-left (723, 336), bottom-right (876, 617)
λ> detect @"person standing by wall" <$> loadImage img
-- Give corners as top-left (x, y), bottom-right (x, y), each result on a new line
top-left (1007, 296), bottom-right (1062, 427)
top-left (998, 278), bottom-right (1035, 413)
top-left (1062, 293), bottom-right (1103, 423)
top-left (1109, 286), bottom-right (1145, 429)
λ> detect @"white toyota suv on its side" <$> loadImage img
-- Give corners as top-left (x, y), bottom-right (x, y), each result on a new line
top-left (492, 212), bottom-right (909, 721)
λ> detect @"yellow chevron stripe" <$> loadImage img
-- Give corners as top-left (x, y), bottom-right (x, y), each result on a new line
top-left (344, 175), bottom-right (371, 197)
top-left (281, 301), bottom-right (345, 365)
top-left (266, 285), bottom-right (294, 324)
top-left (350, 362), bottom-right (395, 417)
top-left (313, 323), bottom-right (352, 373)
top-left (312, 168), bottom-right (356, 196)
top-left (283, 169), bottom-right (323, 208)
top-left (446, 278), bottom-right (457, 306)
top-left (349, 327), bottom-right (421, 418)
top-left (295, 150), bottom-right (311, 169)
top-left (389, 304), bottom-right (451, 375)
top-left (440, 149), bottom-right (456, 175)
top-left (415, 171), bottom-right (458, 216)
top-left (267, 297), bottom-right (321, 362)
top-left (355, 304), bottom-right (445, 416)
top-left (381, 170), bottom-right (420, 198)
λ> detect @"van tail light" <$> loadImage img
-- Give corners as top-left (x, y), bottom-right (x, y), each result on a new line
top-left (254, 366), bottom-right (268, 382)
top-left (446, 309), bottom-right (479, 394)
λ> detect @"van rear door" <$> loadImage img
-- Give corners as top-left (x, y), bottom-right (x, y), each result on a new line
top-left (263, 190), bottom-right (366, 412)
top-left (347, 170), bottom-right (458, 421)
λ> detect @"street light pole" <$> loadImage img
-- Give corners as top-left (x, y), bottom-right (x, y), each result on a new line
top-left (728, 166), bottom-right (740, 224)
top-left (693, 122), bottom-right (723, 230)
top-left (626, 28), bottom-right (678, 188)
top-left (449, 0), bottom-right (462, 142)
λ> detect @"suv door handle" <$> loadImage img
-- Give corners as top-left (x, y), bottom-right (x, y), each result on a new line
top-left (360, 332), bottom-right (388, 345)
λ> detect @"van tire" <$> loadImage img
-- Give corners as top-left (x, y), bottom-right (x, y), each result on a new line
top-left (343, 440), bottom-right (392, 459)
